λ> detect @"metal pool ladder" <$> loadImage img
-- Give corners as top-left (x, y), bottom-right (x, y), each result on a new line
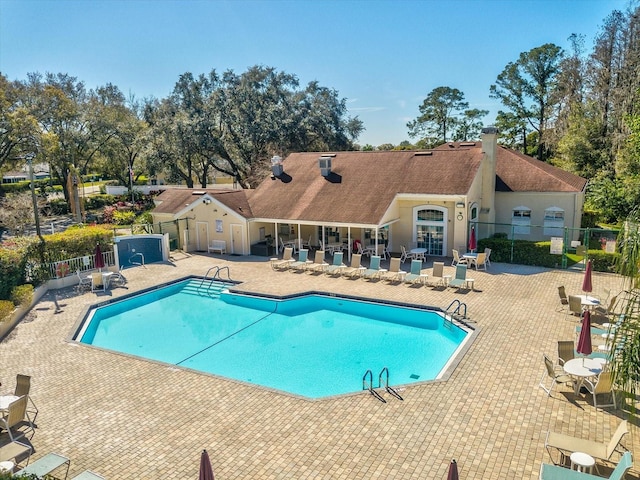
top-left (363, 368), bottom-right (403, 403)
top-left (444, 299), bottom-right (468, 327)
top-left (199, 266), bottom-right (232, 294)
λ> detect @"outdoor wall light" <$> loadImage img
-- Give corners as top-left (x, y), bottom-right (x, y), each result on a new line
top-left (455, 202), bottom-right (465, 208)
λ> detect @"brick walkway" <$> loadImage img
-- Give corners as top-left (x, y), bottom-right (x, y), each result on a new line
top-left (1, 253), bottom-right (638, 479)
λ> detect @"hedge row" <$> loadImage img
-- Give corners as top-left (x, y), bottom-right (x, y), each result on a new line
top-left (477, 237), bottom-right (619, 272)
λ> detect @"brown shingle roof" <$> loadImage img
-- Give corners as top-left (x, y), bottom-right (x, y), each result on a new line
top-left (153, 145), bottom-right (586, 224)
top-left (249, 150), bottom-right (481, 224)
top-left (434, 142), bottom-right (587, 192)
top-left (153, 188), bottom-right (254, 218)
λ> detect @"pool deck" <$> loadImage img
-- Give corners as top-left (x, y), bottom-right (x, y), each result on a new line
top-left (1, 253), bottom-right (638, 479)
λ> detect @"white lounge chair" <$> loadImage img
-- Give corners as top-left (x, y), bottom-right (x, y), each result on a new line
top-left (544, 420), bottom-right (628, 466)
top-left (270, 247), bottom-right (294, 270)
top-left (307, 250), bottom-right (328, 273)
top-left (539, 451), bottom-right (632, 480)
top-left (342, 254), bottom-right (364, 277)
top-left (430, 261), bottom-right (445, 286)
top-left (384, 257), bottom-right (405, 282)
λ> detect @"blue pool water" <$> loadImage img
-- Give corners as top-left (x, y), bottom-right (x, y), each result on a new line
top-left (77, 279), bottom-right (471, 398)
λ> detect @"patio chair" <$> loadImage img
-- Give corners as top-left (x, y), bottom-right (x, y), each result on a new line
top-left (403, 259), bottom-right (424, 285)
top-left (568, 295), bottom-right (583, 317)
top-left (484, 247), bottom-right (492, 267)
top-left (557, 340), bottom-right (575, 366)
top-left (539, 451), bottom-right (632, 480)
top-left (384, 257), bottom-right (405, 282)
top-left (539, 354), bottom-right (575, 397)
top-left (307, 250), bottom-right (328, 273)
top-left (289, 249), bottom-right (310, 271)
top-left (341, 254), bottom-right (364, 277)
top-left (583, 370), bottom-right (617, 409)
top-left (13, 374), bottom-right (38, 423)
top-left (595, 294), bottom-right (619, 319)
top-left (544, 420), bottom-right (628, 466)
top-left (76, 270), bottom-right (92, 292)
top-left (429, 261), bottom-right (445, 286)
top-left (469, 252), bottom-right (487, 270)
top-left (448, 264), bottom-right (468, 289)
top-left (270, 247), bottom-right (294, 271)
top-left (90, 272), bottom-right (103, 292)
top-left (325, 252), bottom-right (346, 276)
top-left (0, 396), bottom-right (34, 441)
top-left (107, 265), bottom-right (126, 287)
top-left (301, 235), bottom-right (312, 249)
top-left (399, 246), bottom-right (408, 263)
top-left (362, 255), bottom-right (383, 280)
top-left (557, 286), bottom-right (569, 312)
top-left (451, 249), bottom-right (467, 267)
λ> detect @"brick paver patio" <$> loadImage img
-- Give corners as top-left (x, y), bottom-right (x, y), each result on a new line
top-left (1, 253), bottom-right (638, 479)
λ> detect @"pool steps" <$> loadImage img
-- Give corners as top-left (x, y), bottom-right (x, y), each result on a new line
top-left (181, 281), bottom-right (228, 298)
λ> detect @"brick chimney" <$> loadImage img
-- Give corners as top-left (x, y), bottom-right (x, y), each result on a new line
top-left (480, 127), bottom-right (498, 224)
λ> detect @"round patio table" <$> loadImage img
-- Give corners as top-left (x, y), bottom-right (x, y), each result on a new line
top-left (563, 357), bottom-right (606, 395)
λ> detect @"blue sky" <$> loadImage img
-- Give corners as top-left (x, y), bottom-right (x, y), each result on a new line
top-left (0, 0), bottom-right (632, 146)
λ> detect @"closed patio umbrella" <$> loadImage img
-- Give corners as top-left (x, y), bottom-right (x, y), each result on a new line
top-left (447, 459), bottom-right (459, 480)
top-left (582, 259), bottom-right (593, 293)
top-left (199, 449), bottom-right (214, 480)
top-left (468, 227), bottom-right (476, 253)
top-left (577, 310), bottom-right (593, 364)
top-left (94, 243), bottom-right (105, 270)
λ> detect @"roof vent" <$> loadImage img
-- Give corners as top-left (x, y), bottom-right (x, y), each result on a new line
top-left (192, 191), bottom-right (206, 195)
top-left (415, 151), bottom-right (433, 156)
top-left (319, 156), bottom-right (332, 177)
top-left (460, 142), bottom-right (476, 147)
top-left (271, 155), bottom-right (284, 177)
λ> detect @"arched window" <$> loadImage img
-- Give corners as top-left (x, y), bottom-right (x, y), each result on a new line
top-left (470, 203), bottom-right (478, 222)
top-left (413, 205), bottom-right (447, 256)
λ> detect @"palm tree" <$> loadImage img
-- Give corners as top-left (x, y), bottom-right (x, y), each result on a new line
top-left (610, 207), bottom-right (640, 412)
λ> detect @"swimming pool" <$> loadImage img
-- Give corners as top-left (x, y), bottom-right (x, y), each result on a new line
top-left (75, 278), bottom-right (473, 399)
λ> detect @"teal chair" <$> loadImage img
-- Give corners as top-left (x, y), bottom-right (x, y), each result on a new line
top-left (325, 251), bottom-right (345, 275)
top-left (404, 259), bottom-right (423, 284)
top-left (539, 451), bottom-right (632, 480)
top-left (448, 264), bottom-right (468, 288)
top-left (289, 249), bottom-right (309, 270)
top-left (362, 255), bottom-right (382, 279)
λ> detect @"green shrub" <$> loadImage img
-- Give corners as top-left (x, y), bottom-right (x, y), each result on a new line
top-left (0, 299), bottom-right (14, 322)
top-left (0, 243), bottom-right (31, 300)
top-left (85, 194), bottom-right (116, 210)
top-left (113, 210), bottom-right (136, 225)
top-left (48, 198), bottom-right (70, 215)
top-left (10, 284), bottom-right (34, 306)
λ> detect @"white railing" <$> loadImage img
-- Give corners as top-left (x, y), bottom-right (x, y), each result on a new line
top-left (47, 251), bottom-right (115, 279)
